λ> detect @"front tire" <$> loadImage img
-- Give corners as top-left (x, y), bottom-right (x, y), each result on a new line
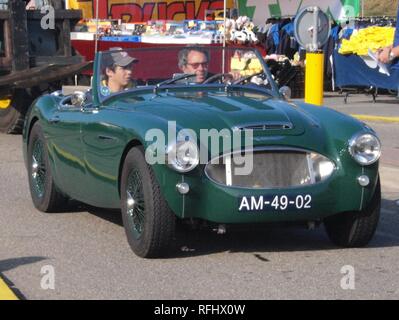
top-left (27, 122), bottom-right (69, 212)
top-left (324, 179), bottom-right (381, 247)
top-left (121, 146), bottom-right (176, 258)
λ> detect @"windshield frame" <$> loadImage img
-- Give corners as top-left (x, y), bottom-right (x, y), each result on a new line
top-left (94, 46), bottom-right (280, 105)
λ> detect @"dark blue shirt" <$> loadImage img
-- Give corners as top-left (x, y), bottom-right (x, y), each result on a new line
top-left (392, 6), bottom-right (399, 69)
top-left (395, 6), bottom-right (399, 46)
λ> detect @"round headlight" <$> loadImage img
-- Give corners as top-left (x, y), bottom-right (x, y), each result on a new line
top-left (349, 133), bottom-right (381, 165)
top-left (167, 140), bottom-right (199, 173)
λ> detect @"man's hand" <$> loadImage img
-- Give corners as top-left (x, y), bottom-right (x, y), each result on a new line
top-left (377, 46), bottom-right (393, 64)
top-left (229, 71), bottom-right (242, 81)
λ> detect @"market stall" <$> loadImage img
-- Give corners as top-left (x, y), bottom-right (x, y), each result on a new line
top-left (66, 0), bottom-right (372, 99)
top-left (70, 15), bottom-right (306, 96)
top-left (332, 20), bottom-right (398, 101)
top-left (333, 50), bottom-right (399, 102)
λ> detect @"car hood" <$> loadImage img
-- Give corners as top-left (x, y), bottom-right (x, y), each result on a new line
top-left (115, 89), bottom-right (315, 137)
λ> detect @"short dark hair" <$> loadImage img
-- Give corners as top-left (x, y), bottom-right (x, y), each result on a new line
top-left (102, 64), bottom-right (117, 82)
top-left (178, 47), bottom-right (209, 69)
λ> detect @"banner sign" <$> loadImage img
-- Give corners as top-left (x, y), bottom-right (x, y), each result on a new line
top-left (68, 0), bottom-right (234, 22)
top-left (238, 0), bottom-right (360, 25)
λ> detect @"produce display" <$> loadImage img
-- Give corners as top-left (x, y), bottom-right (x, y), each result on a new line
top-left (338, 26), bottom-right (395, 56)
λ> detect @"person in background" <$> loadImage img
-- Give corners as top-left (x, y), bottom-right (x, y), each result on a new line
top-left (377, 5), bottom-right (399, 64)
top-left (25, 0), bottom-right (64, 9)
top-left (25, 0), bottom-right (37, 9)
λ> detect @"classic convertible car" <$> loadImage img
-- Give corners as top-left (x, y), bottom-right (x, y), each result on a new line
top-left (23, 46), bottom-right (381, 258)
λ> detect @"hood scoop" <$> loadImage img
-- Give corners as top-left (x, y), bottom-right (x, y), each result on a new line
top-left (234, 122), bottom-right (293, 131)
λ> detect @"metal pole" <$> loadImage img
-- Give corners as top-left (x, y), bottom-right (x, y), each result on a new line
top-left (362, 0), bottom-right (364, 18)
top-left (312, 6), bottom-right (319, 51)
top-left (222, 0), bottom-right (226, 74)
top-left (223, 0), bottom-right (226, 49)
top-left (305, 6), bottom-right (324, 106)
top-left (95, 0), bottom-right (99, 54)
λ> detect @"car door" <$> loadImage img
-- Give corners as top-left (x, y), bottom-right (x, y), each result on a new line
top-left (45, 101), bottom-right (86, 201)
top-left (79, 104), bottom-right (127, 209)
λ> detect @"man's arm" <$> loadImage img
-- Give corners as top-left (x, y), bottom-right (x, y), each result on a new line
top-left (377, 45), bottom-right (399, 64)
top-left (378, 5), bottom-right (399, 64)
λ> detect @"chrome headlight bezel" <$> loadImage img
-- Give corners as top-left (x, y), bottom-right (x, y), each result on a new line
top-left (309, 152), bottom-right (336, 182)
top-left (166, 139), bottom-right (199, 173)
top-left (348, 133), bottom-right (381, 166)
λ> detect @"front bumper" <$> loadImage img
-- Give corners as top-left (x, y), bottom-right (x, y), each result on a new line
top-left (155, 162), bottom-right (379, 224)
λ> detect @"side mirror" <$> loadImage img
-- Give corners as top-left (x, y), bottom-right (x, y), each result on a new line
top-left (71, 91), bottom-right (86, 108)
top-left (279, 86), bottom-right (292, 100)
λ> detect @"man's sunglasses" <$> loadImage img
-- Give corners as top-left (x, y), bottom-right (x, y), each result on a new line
top-left (187, 62), bottom-right (209, 69)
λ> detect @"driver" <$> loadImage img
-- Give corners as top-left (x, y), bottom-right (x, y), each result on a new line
top-left (102, 47), bottom-right (138, 95)
top-left (177, 47), bottom-right (241, 84)
top-left (178, 47), bottom-right (210, 83)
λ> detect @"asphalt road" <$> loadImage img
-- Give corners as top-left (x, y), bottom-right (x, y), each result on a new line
top-left (0, 120), bottom-right (398, 300)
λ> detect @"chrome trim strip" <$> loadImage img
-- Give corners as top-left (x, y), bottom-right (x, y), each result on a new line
top-left (181, 175), bottom-right (185, 218)
top-left (225, 155), bottom-right (232, 186)
top-left (306, 154), bottom-right (316, 184)
top-left (360, 167), bottom-right (365, 211)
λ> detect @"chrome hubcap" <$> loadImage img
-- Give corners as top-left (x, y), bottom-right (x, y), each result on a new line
top-left (31, 156), bottom-right (39, 179)
top-left (126, 191), bottom-right (135, 216)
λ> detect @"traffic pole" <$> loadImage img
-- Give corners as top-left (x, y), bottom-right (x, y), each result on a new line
top-left (304, 6), bottom-right (324, 106)
top-left (305, 50), bottom-right (324, 106)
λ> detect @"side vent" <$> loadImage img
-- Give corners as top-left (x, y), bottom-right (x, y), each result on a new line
top-left (234, 122), bottom-right (293, 131)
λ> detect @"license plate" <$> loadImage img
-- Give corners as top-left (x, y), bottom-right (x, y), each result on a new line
top-left (238, 194), bottom-right (312, 212)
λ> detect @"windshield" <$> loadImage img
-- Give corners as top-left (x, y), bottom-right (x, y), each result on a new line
top-left (96, 46), bottom-right (278, 101)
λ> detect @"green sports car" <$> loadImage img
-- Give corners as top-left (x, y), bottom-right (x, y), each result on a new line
top-left (23, 46), bottom-right (381, 258)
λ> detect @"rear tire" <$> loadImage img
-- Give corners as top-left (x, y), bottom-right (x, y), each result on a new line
top-left (0, 89), bottom-right (33, 134)
top-left (324, 179), bottom-right (381, 247)
top-left (27, 122), bottom-right (69, 212)
top-left (121, 146), bottom-right (176, 258)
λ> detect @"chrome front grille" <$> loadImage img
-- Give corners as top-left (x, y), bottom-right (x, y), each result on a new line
top-left (205, 149), bottom-right (334, 189)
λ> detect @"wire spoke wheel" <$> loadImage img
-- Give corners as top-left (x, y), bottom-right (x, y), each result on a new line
top-left (27, 122), bottom-right (69, 212)
top-left (31, 139), bottom-right (47, 199)
top-left (126, 169), bottom-right (146, 239)
top-left (121, 146), bottom-right (176, 258)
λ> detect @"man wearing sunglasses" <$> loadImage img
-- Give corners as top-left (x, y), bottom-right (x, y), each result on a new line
top-left (178, 47), bottom-right (210, 83)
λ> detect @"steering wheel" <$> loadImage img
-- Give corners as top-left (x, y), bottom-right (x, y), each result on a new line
top-left (232, 71), bottom-right (264, 85)
top-left (202, 73), bottom-right (234, 84)
top-left (156, 73), bottom-right (196, 87)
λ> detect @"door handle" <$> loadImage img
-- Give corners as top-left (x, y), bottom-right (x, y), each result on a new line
top-left (49, 116), bottom-right (60, 124)
top-left (97, 135), bottom-right (116, 141)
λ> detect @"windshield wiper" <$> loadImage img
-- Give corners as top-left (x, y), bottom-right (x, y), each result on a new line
top-left (153, 73), bottom-right (196, 94)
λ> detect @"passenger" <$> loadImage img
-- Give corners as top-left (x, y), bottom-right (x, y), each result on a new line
top-left (377, 5), bottom-right (399, 64)
top-left (178, 47), bottom-right (210, 83)
top-left (102, 47), bottom-right (138, 95)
